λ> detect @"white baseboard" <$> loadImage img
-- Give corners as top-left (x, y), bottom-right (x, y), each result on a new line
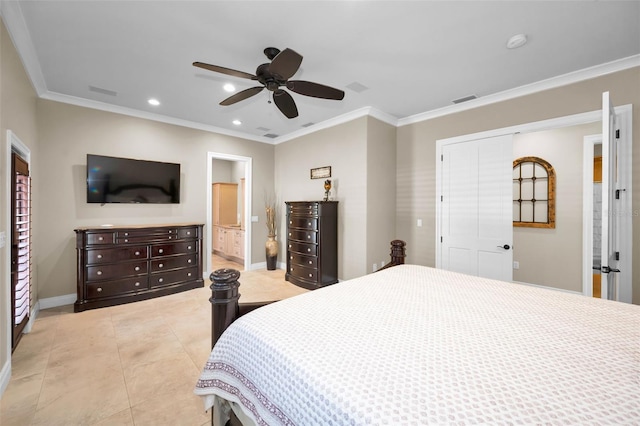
top-left (247, 261), bottom-right (286, 271)
top-left (38, 293), bottom-right (76, 310)
top-left (0, 359), bottom-right (10, 397)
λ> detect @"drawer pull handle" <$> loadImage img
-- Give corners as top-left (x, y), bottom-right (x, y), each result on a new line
top-left (98, 237), bottom-right (104, 241)
top-left (97, 254), bottom-right (103, 259)
top-left (307, 248), bottom-right (311, 252)
top-left (169, 236), bottom-right (172, 240)
top-left (159, 249), bottom-right (164, 254)
top-left (309, 261), bottom-right (312, 264)
top-left (97, 287), bottom-right (102, 292)
top-left (289, 233), bottom-right (291, 236)
top-left (135, 266), bottom-right (140, 271)
top-left (187, 231), bottom-right (191, 235)
top-left (158, 278), bottom-right (164, 283)
top-left (307, 235), bottom-right (310, 239)
top-left (308, 222), bottom-right (311, 226)
top-left (187, 272), bottom-right (192, 277)
top-left (188, 259), bottom-right (192, 263)
top-left (135, 282), bottom-right (140, 287)
top-left (135, 251), bottom-right (140, 256)
top-left (289, 245), bottom-right (292, 248)
top-left (96, 271), bottom-right (102, 276)
top-left (289, 221), bottom-right (292, 224)
top-left (290, 256), bottom-right (293, 260)
top-left (159, 263), bottom-right (164, 268)
top-left (291, 267), bottom-right (294, 272)
top-left (309, 274), bottom-right (312, 277)
top-left (124, 232), bottom-right (129, 236)
top-left (124, 239), bottom-right (128, 243)
top-left (188, 246), bottom-right (192, 250)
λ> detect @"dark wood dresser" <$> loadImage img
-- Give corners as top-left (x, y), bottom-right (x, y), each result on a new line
top-left (285, 201), bottom-right (338, 289)
top-left (74, 223), bottom-right (204, 312)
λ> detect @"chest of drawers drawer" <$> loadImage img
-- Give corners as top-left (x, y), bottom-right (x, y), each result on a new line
top-left (288, 241), bottom-right (317, 256)
top-left (86, 277), bottom-right (148, 299)
top-left (289, 253), bottom-right (318, 268)
top-left (289, 264), bottom-right (318, 282)
top-left (86, 232), bottom-right (115, 245)
top-left (288, 217), bottom-right (318, 230)
top-left (151, 254), bottom-right (197, 272)
top-left (287, 229), bottom-right (317, 244)
top-left (86, 246), bottom-right (148, 264)
top-left (87, 261), bottom-right (148, 281)
top-left (150, 266), bottom-right (199, 288)
top-left (151, 241), bottom-right (197, 257)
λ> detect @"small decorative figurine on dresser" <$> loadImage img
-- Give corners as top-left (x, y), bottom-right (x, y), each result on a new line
top-left (323, 179), bottom-right (331, 201)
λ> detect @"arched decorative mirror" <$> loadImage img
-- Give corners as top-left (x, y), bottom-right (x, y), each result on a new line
top-left (513, 156), bottom-right (555, 228)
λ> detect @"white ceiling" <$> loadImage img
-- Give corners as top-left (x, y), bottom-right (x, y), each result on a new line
top-left (3, 1), bottom-right (640, 143)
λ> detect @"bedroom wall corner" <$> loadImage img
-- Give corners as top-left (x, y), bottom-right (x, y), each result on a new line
top-left (366, 117), bottom-right (397, 272)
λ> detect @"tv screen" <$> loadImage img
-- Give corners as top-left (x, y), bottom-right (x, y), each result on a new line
top-left (87, 154), bottom-right (180, 204)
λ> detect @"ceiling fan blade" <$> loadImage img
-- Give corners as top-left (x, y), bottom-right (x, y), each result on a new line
top-left (193, 62), bottom-right (256, 80)
top-left (273, 89), bottom-right (298, 119)
top-left (269, 48), bottom-right (303, 80)
top-left (286, 81), bottom-right (345, 100)
top-left (220, 87), bottom-right (264, 106)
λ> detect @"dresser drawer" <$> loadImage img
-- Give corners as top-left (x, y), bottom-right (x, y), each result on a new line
top-left (87, 261), bottom-right (148, 281)
top-left (287, 241), bottom-right (317, 256)
top-left (287, 203), bottom-right (319, 214)
top-left (150, 266), bottom-right (199, 288)
top-left (151, 241), bottom-right (198, 257)
top-left (289, 264), bottom-right (318, 282)
top-left (150, 254), bottom-right (197, 272)
top-left (288, 217), bottom-right (318, 230)
top-left (289, 253), bottom-right (318, 268)
top-left (86, 277), bottom-right (148, 299)
top-left (288, 229), bottom-right (317, 244)
top-left (86, 246), bottom-right (148, 264)
top-left (177, 227), bottom-right (198, 239)
top-left (86, 232), bottom-right (115, 245)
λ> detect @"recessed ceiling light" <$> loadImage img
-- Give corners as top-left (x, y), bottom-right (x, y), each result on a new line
top-left (148, 98), bottom-right (160, 106)
top-left (232, 119), bottom-right (242, 126)
top-left (224, 84), bottom-right (235, 92)
top-left (506, 34), bottom-right (528, 49)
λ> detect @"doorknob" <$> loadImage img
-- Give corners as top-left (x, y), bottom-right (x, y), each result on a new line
top-left (497, 244), bottom-right (511, 250)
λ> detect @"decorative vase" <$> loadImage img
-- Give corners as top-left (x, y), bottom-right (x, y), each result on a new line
top-left (265, 235), bottom-right (278, 270)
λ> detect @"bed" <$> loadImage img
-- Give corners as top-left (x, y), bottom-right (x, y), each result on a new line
top-left (195, 244), bottom-right (640, 425)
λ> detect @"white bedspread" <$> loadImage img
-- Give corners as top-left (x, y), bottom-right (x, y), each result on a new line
top-left (195, 265), bottom-right (640, 425)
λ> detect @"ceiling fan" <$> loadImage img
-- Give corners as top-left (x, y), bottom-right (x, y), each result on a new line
top-left (193, 47), bottom-right (345, 119)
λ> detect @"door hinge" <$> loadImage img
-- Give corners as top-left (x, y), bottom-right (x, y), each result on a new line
top-left (441, 154), bottom-right (443, 161)
top-left (441, 195), bottom-right (443, 202)
top-left (615, 252), bottom-right (620, 261)
top-left (440, 236), bottom-right (443, 243)
top-left (615, 129), bottom-right (620, 139)
top-left (616, 189), bottom-right (620, 199)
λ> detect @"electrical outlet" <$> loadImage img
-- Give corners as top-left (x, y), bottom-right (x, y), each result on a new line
top-left (417, 219), bottom-right (423, 227)
top-left (513, 261), bottom-right (520, 270)
top-left (373, 263), bottom-right (378, 272)
top-left (381, 260), bottom-right (386, 267)
top-left (251, 216), bottom-right (259, 222)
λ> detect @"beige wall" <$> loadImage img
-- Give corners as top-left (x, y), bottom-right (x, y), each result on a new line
top-left (366, 117), bottom-right (397, 271)
top-left (513, 122), bottom-right (600, 291)
top-left (35, 100), bottom-right (275, 299)
top-left (396, 66), bottom-right (640, 304)
top-left (0, 19), bottom-right (39, 379)
top-left (275, 118), bottom-right (368, 279)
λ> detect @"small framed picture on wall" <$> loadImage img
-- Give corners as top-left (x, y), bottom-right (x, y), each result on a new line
top-left (310, 166), bottom-right (331, 179)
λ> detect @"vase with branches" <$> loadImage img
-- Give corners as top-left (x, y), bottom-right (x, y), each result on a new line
top-left (264, 192), bottom-right (278, 270)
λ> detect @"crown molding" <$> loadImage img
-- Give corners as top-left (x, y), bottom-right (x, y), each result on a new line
top-left (0, 1), bottom-right (47, 95)
top-left (273, 106), bottom-right (398, 144)
top-left (397, 54), bottom-right (640, 127)
top-left (39, 91), bottom-right (273, 144)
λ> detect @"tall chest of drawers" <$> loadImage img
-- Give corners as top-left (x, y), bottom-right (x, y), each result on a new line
top-left (285, 201), bottom-right (338, 289)
top-left (74, 224), bottom-right (204, 312)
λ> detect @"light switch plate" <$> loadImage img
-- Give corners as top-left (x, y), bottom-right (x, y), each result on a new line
top-left (251, 216), bottom-right (259, 222)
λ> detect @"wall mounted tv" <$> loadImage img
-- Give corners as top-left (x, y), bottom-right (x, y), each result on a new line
top-left (87, 154), bottom-right (181, 204)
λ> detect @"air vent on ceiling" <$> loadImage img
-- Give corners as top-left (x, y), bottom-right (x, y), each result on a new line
top-left (452, 94), bottom-right (477, 104)
top-left (256, 126), bottom-right (270, 132)
top-left (301, 122), bottom-right (315, 128)
top-left (263, 133), bottom-right (279, 139)
top-left (346, 82), bottom-right (369, 93)
top-left (89, 85), bottom-right (117, 96)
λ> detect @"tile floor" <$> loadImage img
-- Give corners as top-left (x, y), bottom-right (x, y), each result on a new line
top-left (0, 257), bottom-right (307, 425)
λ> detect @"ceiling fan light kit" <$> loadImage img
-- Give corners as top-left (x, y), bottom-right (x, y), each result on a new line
top-left (193, 47), bottom-right (345, 119)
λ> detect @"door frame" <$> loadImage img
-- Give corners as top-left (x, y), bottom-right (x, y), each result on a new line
top-left (436, 105), bottom-right (632, 300)
top-left (206, 152), bottom-right (253, 273)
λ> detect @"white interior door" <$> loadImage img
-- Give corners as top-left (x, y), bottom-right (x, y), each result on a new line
top-left (440, 134), bottom-right (513, 281)
top-left (600, 91), bottom-right (620, 300)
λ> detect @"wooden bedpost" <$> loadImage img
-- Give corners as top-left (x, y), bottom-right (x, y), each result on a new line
top-left (377, 240), bottom-right (407, 272)
top-left (389, 240), bottom-right (406, 265)
top-left (210, 268), bottom-right (241, 349)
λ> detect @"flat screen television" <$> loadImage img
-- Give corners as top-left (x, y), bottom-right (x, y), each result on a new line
top-left (87, 154), bottom-right (180, 204)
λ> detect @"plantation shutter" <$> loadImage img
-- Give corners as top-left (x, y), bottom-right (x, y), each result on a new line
top-left (12, 153), bottom-right (31, 348)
